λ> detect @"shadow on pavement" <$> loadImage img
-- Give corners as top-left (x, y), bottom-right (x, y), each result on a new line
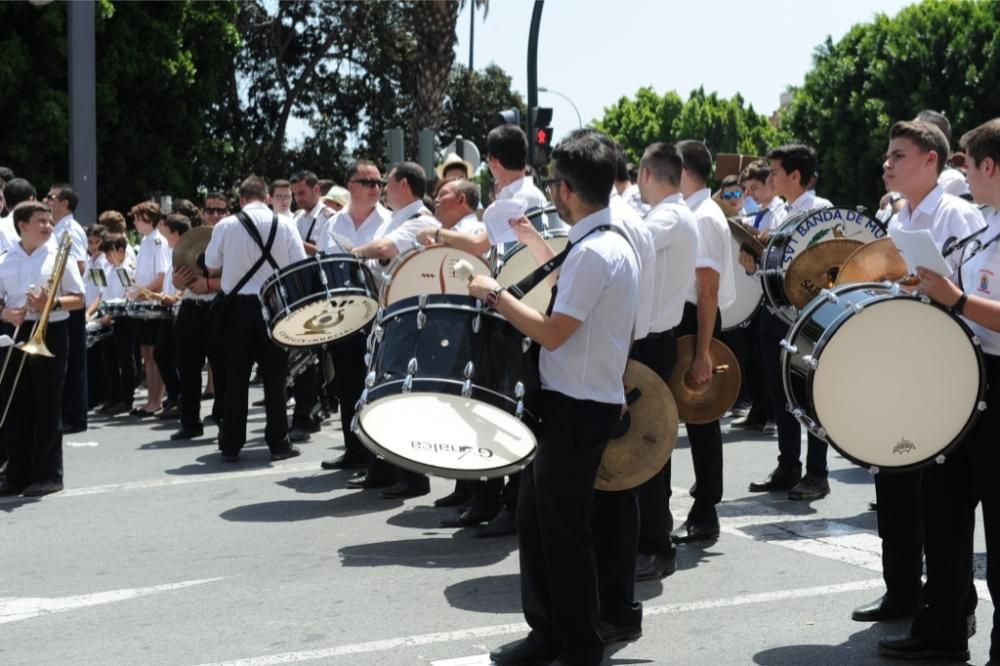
top-left (444, 573), bottom-right (520, 613)
top-left (338, 533), bottom-right (516, 568)
top-left (829, 465), bottom-right (877, 485)
top-left (164, 448), bottom-right (275, 475)
top-left (220, 492), bottom-right (403, 522)
top-left (753, 626), bottom-right (915, 665)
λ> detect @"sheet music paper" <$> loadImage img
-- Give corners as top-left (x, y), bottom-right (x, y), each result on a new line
top-left (484, 199), bottom-right (527, 246)
top-left (89, 267), bottom-right (108, 288)
top-left (330, 233), bottom-right (354, 253)
top-left (115, 266), bottom-right (135, 288)
top-left (888, 225), bottom-right (952, 277)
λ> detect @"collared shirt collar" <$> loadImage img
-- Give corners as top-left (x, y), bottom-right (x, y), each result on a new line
top-left (454, 213), bottom-right (479, 228)
top-left (498, 175), bottom-right (530, 200)
top-left (684, 188), bottom-right (711, 211)
top-left (646, 192), bottom-right (685, 217)
top-left (766, 196), bottom-right (784, 212)
top-left (787, 190), bottom-right (816, 212)
top-left (390, 199), bottom-right (424, 224)
top-left (54, 214), bottom-right (75, 228)
top-left (911, 184), bottom-right (945, 218)
top-left (568, 206), bottom-right (613, 244)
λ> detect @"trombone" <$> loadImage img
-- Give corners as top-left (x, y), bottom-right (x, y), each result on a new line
top-left (0, 232), bottom-right (73, 429)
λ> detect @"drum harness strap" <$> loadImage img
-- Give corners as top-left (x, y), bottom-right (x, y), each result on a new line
top-left (950, 226), bottom-right (1000, 292)
top-left (303, 206), bottom-right (333, 245)
top-left (228, 210), bottom-right (280, 303)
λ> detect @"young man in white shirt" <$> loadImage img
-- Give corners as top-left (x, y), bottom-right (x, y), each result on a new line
top-left (290, 170), bottom-right (335, 256)
top-left (97, 234), bottom-right (137, 416)
top-left (0, 201), bottom-right (86, 497)
top-left (0, 179), bottom-right (37, 254)
top-left (269, 179), bottom-right (293, 217)
top-left (470, 132), bottom-right (639, 666)
top-left (352, 162), bottom-right (439, 262)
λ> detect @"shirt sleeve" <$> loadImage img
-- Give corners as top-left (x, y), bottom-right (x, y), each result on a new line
top-left (645, 209), bottom-right (683, 252)
top-left (60, 255), bottom-right (86, 296)
top-left (693, 214), bottom-right (726, 274)
top-left (204, 222), bottom-right (225, 270)
top-left (285, 222), bottom-right (308, 264)
top-left (551, 245), bottom-right (608, 322)
top-left (387, 217), bottom-right (440, 253)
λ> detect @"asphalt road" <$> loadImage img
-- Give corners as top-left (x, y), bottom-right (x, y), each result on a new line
top-left (1, 390), bottom-right (992, 666)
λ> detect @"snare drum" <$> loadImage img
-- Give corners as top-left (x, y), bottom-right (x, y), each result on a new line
top-left (781, 282), bottom-right (985, 472)
top-left (126, 300), bottom-right (174, 320)
top-left (260, 253), bottom-right (378, 348)
top-left (85, 320), bottom-right (113, 348)
top-left (100, 299), bottom-right (128, 318)
top-left (526, 204), bottom-right (568, 234)
top-left (495, 230), bottom-right (570, 313)
top-left (380, 245), bottom-right (490, 306)
top-left (355, 294), bottom-right (539, 480)
top-left (761, 207), bottom-right (886, 323)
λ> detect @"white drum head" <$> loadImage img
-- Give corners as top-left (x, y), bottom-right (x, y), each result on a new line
top-left (721, 236), bottom-right (763, 330)
top-left (382, 246), bottom-right (490, 306)
top-left (496, 235), bottom-right (570, 313)
top-left (357, 393), bottom-right (537, 478)
top-left (271, 296), bottom-right (378, 347)
top-left (812, 299), bottom-right (980, 467)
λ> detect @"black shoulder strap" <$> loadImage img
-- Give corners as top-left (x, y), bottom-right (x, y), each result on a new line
top-left (228, 211), bottom-right (279, 296)
top-left (508, 224), bottom-right (627, 299)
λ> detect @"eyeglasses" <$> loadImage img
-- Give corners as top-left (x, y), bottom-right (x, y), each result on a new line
top-left (542, 177), bottom-right (564, 190)
top-left (43, 193), bottom-right (58, 201)
top-left (350, 179), bottom-right (385, 188)
top-left (203, 207), bottom-right (228, 215)
top-left (721, 191), bottom-right (744, 200)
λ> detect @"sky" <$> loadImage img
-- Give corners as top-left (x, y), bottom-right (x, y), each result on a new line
top-left (453, 0), bottom-right (915, 142)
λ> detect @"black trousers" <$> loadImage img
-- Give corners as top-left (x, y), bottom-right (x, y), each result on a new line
top-left (220, 295), bottom-right (289, 454)
top-left (175, 299), bottom-right (225, 429)
top-left (874, 470), bottom-right (924, 605)
top-left (61, 308), bottom-right (88, 429)
top-left (154, 314), bottom-right (180, 402)
top-left (104, 316), bottom-right (137, 406)
top-left (86, 333), bottom-right (109, 408)
top-left (667, 302), bottom-right (723, 523)
top-left (725, 309), bottom-right (772, 421)
top-left (632, 330), bottom-right (679, 556)
top-left (328, 332), bottom-right (368, 461)
top-left (1, 320), bottom-right (68, 487)
top-left (758, 307), bottom-right (828, 477)
top-left (291, 362), bottom-right (321, 430)
top-left (518, 390), bottom-right (621, 666)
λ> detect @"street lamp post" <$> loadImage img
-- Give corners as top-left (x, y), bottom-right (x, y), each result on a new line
top-left (538, 87), bottom-right (582, 129)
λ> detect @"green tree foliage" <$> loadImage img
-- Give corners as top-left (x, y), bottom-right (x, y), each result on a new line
top-left (783, 0), bottom-right (1000, 208)
top-left (595, 86), bottom-right (784, 167)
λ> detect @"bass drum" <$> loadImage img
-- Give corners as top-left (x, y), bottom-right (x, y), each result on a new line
top-left (722, 219), bottom-right (764, 330)
top-left (355, 294), bottom-right (539, 480)
top-left (782, 282), bottom-right (985, 473)
top-left (260, 254), bottom-right (378, 348)
top-left (495, 230), bottom-right (569, 313)
top-left (761, 207), bottom-right (885, 323)
top-left (380, 244), bottom-right (490, 307)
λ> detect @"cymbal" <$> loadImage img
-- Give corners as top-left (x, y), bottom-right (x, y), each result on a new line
top-left (728, 218), bottom-right (764, 259)
top-left (835, 238), bottom-right (910, 285)
top-left (784, 239), bottom-right (864, 309)
top-left (595, 360), bottom-right (678, 491)
top-left (172, 226), bottom-right (213, 270)
top-left (667, 336), bottom-right (742, 425)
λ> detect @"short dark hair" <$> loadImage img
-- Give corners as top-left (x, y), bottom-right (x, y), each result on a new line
top-left (640, 142), bottom-right (684, 187)
top-left (719, 174), bottom-right (741, 190)
top-left (767, 144), bottom-right (818, 185)
top-left (0, 167), bottom-right (14, 181)
top-left (171, 198), bottom-right (201, 226)
top-left (100, 233), bottom-right (129, 253)
top-left (163, 213), bottom-right (192, 237)
top-left (98, 210), bottom-right (127, 233)
top-left (13, 200), bottom-right (51, 234)
top-left (448, 179), bottom-right (481, 210)
top-left (487, 124), bottom-right (528, 171)
top-left (890, 120), bottom-right (950, 174)
top-left (86, 224), bottom-right (107, 240)
top-left (390, 162), bottom-right (427, 198)
top-left (239, 175), bottom-right (269, 201)
top-left (204, 191), bottom-right (227, 205)
top-left (677, 140), bottom-right (713, 183)
top-left (270, 179), bottom-right (291, 192)
top-left (960, 118), bottom-right (1000, 169)
top-left (613, 143), bottom-right (630, 182)
top-left (51, 183), bottom-right (78, 212)
top-left (3, 178), bottom-right (37, 210)
top-left (290, 170), bottom-right (319, 188)
top-left (345, 159), bottom-right (378, 183)
top-left (739, 159), bottom-right (771, 184)
top-left (129, 201), bottom-right (162, 224)
top-left (915, 109), bottom-right (952, 143)
top-left (551, 133), bottom-right (616, 207)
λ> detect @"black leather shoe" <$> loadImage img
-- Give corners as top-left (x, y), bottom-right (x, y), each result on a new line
top-left (851, 595), bottom-right (923, 622)
top-left (671, 521), bottom-right (720, 544)
top-left (635, 552), bottom-right (677, 581)
top-left (788, 474), bottom-right (830, 501)
top-left (598, 619), bottom-right (642, 645)
top-left (158, 404), bottom-right (181, 420)
top-left (748, 466), bottom-right (801, 492)
top-left (433, 487), bottom-right (472, 507)
top-left (170, 427), bottom-right (204, 441)
top-left (868, 500), bottom-right (878, 511)
top-left (21, 480), bottom-right (64, 497)
top-left (730, 415), bottom-right (766, 430)
top-left (476, 508), bottom-right (517, 538)
top-left (320, 454), bottom-right (367, 471)
top-left (288, 427), bottom-right (311, 443)
top-left (381, 479), bottom-right (430, 499)
top-left (220, 452), bottom-right (240, 463)
top-left (271, 446), bottom-right (302, 462)
top-left (0, 482), bottom-right (27, 497)
top-left (63, 424), bottom-right (87, 434)
top-left (345, 473), bottom-right (394, 490)
top-left (441, 507), bottom-right (497, 528)
top-left (489, 636), bottom-right (557, 665)
top-left (877, 634), bottom-right (969, 661)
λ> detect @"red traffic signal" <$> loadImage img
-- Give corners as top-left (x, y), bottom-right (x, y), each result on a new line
top-left (536, 127), bottom-right (553, 146)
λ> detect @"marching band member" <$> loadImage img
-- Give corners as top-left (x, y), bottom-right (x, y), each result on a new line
top-left (84, 224), bottom-right (110, 410)
top-left (151, 213), bottom-right (190, 420)
top-left (740, 160), bottom-right (785, 235)
top-left (471, 132), bottom-right (640, 666)
top-left (290, 170), bottom-right (335, 256)
top-left (269, 179), bottom-right (293, 217)
top-left (98, 233), bottom-right (137, 416)
top-left (879, 117), bottom-right (1000, 664)
top-left (203, 176), bottom-right (305, 463)
top-left (0, 201), bottom-right (86, 497)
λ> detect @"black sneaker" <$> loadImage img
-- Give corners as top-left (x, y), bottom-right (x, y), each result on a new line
top-left (788, 474), bottom-right (830, 501)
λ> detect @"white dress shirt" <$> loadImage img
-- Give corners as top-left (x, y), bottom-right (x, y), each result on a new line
top-left (377, 199), bottom-right (440, 254)
top-left (321, 204), bottom-right (392, 253)
top-left (453, 213), bottom-right (486, 235)
top-left (53, 214), bottom-right (88, 266)
top-left (295, 201), bottom-right (335, 245)
top-left (0, 213), bottom-right (17, 253)
top-left (84, 253), bottom-right (109, 306)
top-left (644, 193), bottom-right (698, 333)
top-left (0, 240), bottom-right (86, 323)
top-left (891, 185), bottom-right (985, 275)
top-left (103, 255), bottom-right (136, 302)
top-left (773, 190), bottom-right (835, 228)
top-left (204, 201), bottom-right (307, 295)
top-left (684, 188), bottom-right (736, 310)
top-left (134, 229), bottom-right (171, 292)
top-left (752, 196), bottom-right (786, 232)
top-left (612, 184), bottom-right (651, 217)
top-left (939, 167), bottom-right (971, 199)
top-left (961, 209), bottom-right (1000, 355)
top-left (541, 207), bottom-right (639, 405)
top-left (497, 175), bottom-right (547, 210)
top-left (609, 196), bottom-right (655, 338)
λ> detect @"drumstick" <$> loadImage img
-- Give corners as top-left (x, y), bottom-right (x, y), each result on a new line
top-left (454, 259), bottom-right (475, 283)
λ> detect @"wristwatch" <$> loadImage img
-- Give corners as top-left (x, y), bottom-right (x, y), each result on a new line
top-left (486, 286), bottom-right (504, 308)
top-left (951, 293), bottom-right (968, 316)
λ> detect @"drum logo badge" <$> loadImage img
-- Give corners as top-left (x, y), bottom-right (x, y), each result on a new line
top-left (893, 438), bottom-right (916, 455)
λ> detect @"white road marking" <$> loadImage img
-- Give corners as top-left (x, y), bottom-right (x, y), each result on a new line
top-left (0, 577), bottom-right (226, 624)
top-left (65, 441), bottom-right (100, 447)
top-left (194, 579), bottom-right (883, 666)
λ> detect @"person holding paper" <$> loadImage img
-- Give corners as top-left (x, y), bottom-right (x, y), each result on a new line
top-left (854, 119), bottom-right (985, 631)
top-left (878, 119), bottom-right (1000, 664)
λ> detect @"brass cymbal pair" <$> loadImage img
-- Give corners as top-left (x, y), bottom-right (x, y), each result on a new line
top-left (172, 226), bottom-right (213, 270)
top-left (783, 237), bottom-right (910, 309)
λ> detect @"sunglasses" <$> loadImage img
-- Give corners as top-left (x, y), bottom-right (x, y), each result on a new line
top-left (721, 191), bottom-right (744, 200)
top-left (542, 177), bottom-right (564, 190)
top-left (350, 179), bottom-right (385, 188)
top-left (203, 207), bottom-right (228, 215)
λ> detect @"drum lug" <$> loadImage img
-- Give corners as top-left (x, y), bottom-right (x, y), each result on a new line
top-left (978, 400), bottom-right (988, 412)
top-left (365, 371), bottom-right (377, 388)
top-left (816, 427), bottom-right (827, 439)
top-left (364, 352), bottom-right (372, 367)
top-left (867, 465), bottom-right (880, 475)
top-left (472, 313), bottom-right (481, 333)
top-left (462, 378), bottom-right (473, 398)
top-left (515, 400), bottom-right (525, 419)
top-left (779, 339), bottom-right (797, 354)
top-left (374, 325), bottom-right (384, 342)
top-left (350, 414), bottom-right (359, 433)
top-left (418, 293), bottom-right (428, 310)
top-left (521, 336), bottom-right (531, 353)
top-left (407, 357), bottom-right (419, 375)
top-left (464, 361), bottom-right (475, 379)
top-left (935, 454), bottom-right (947, 465)
top-left (358, 388), bottom-right (368, 406)
top-left (403, 375), bottom-right (413, 393)
top-left (515, 381), bottom-right (526, 399)
top-left (848, 302), bottom-right (864, 314)
top-left (416, 311), bottom-right (427, 329)
top-left (802, 355), bottom-right (818, 369)
top-left (918, 294), bottom-right (931, 304)
top-left (972, 335), bottom-right (982, 347)
top-left (820, 289), bottom-right (839, 304)
top-left (381, 272), bottom-right (391, 286)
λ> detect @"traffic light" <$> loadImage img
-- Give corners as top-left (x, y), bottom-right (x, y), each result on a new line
top-left (530, 106), bottom-right (553, 128)
top-left (533, 126), bottom-right (554, 166)
top-left (491, 107), bottom-right (521, 127)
